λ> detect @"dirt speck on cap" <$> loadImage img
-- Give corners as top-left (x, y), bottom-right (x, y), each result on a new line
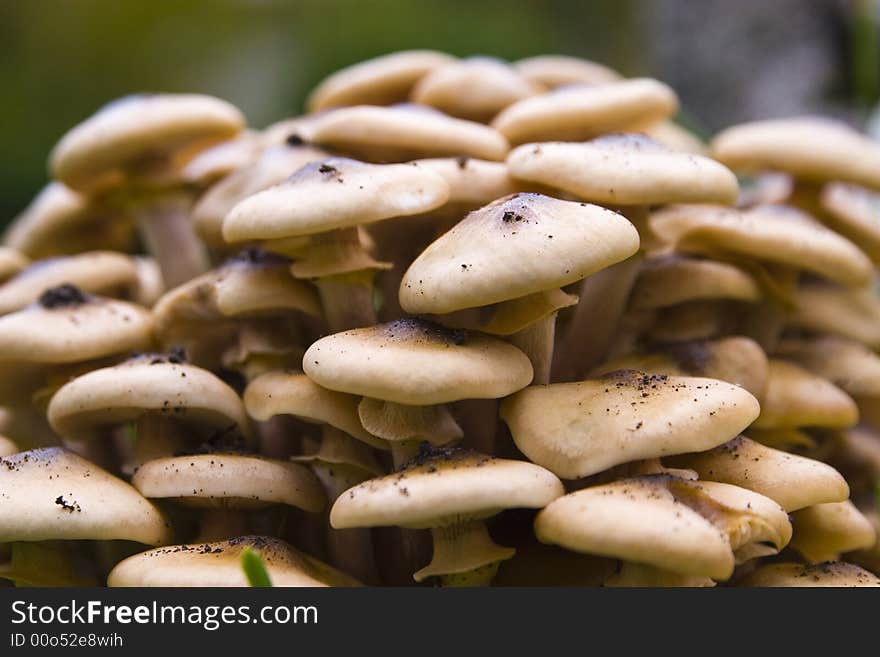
top-left (38, 284), bottom-right (88, 309)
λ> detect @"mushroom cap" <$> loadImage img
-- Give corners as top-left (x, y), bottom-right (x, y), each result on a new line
top-left (330, 449), bottom-right (563, 529)
top-left (304, 319), bottom-right (533, 405)
top-left (223, 158), bottom-right (450, 242)
top-left (630, 254), bottom-right (761, 310)
top-left (0, 447), bottom-right (171, 544)
top-left (667, 436), bottom-right (849, 512)
top-left (0, 434), bottom-right (19, 457)
top-left (50, 94), bottom-right (245, 192)
top-left (788, 283), bottom-right (880, 348)
top-left (710, 117), bottom-right (880, 189)
top-left (0, 252), bottom-right (140, 316)
top-left (650, 204), bottom-right (874, 287)
top-left (820, 183), bottom-right (880, 264)
top-left (108, 535), bottom-right (359, 587)
top-left (738, 561), bottom-right (880, 587)
top-left (413, 157), bottom-right (521, 209)
top-left (500, 370), bottom-right (760, 479)
top-left (305, 104), bottom-right (510, 162)
top-left (47, 354), bottom-right (253, 443)
top-left (512, 54), bottom-right (622, 88)
top-left (753, 359), bottom-right (858, 430)
top-left (411, 56), bottom-right (539, 122)
top-left (0, 247), bottom-right (28, 283)
top-left (644, 121), bottom-right (707, 155)
top-left (507, 135), bottom-right (738, 205)
top-left (776, 336), bottom-right (880, 399)
top-left (179, 129), bottom-right (263, 186)
top-left (307, 50), bottom-right (457, 112)
top-left (132, 453), bottom-right (325, 512)
top-left (492, 79), bottom-right (678, 145)
top-left (0, 289), bottom-right (152, 364)
top-left (400, 194), bottom-right (639, 314)
top-left (243, 370), bottom-right (382, 448)
top-left (790, 501), bottom-right (877, 562)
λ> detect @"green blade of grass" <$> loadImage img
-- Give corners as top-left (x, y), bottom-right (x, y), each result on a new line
top-left (241, 547), bottom-right (272, 587)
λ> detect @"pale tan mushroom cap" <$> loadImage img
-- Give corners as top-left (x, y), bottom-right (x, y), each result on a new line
top-left (400, 194), bottom-right (639, 314)
top-left (179, 129), bottom-right (262, 186)
top-left (738, 561), bottom-right (880, 587)
top-left (223, 158), bottom-right (450, 242)
top-left (330, 450), bottom-right (563, 529)
top-left (788, 283), bottom-right (880, 348)
top-left (630, 255), bottom-right (761, 309)
top-left (243, 370), bottom-right (381, 447)
top-left (501, 370), bottom-right (760, 479)
top-left (644, 121), bottom-right (707, 154)
top-left (650, 204), bottom-right (874, 287)
top-left (413, 157), bottom-right (520, 207)
top-left (790, 501), bottom-right (877, 562)
top-left (47, 356), bottom-right (252, 442)
top-left (0, 434), bottom-right (19, 457)
top-left (0, 247), bottom-right (28, 283)
top-left (0, 447), bottom-right (171, 544)
top-left (108, 535), bottom-right (359, 587)
top-left (754, 359), bottom-right (858, 430)
top-left (776, 336), bottom-right (880, 398)
top-left (304, 319), bottom-right (533, 405)
top-left (50, 93), bottom-right (245, 191)
top-left (305, 104), bottom-right (510, 162)
top-left (668, 436), bottom-right (849, 512)
top-left (820, 183), bottom-right (880, 264)
top-left (307, 50), bottom-right (457, 112)
top-left (132, 454), bottom-right (325, 512)
top-left (512, 54), bottom-right (622, 88)
top-left (0, 252), bottom-right (140, 316)
top-left (492, 78), bottom-right (678, 144)
top-left (507, 135), bottom-right (738, 205)
top-left (710, 117), bottom-right (880, 189)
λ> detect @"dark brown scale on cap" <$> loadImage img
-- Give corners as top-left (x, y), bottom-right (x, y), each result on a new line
top-left (38, 283), bottom-right (87, 309)
top-left (285, 133), bottom-right (305, 146)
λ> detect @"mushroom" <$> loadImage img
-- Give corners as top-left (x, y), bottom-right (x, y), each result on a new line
top-left (787, 282), bottom-right (880, 349)
top-left (0, 248), bottom-right (28, 284)
top-left (49, 94), bottom-right (246, 286)
top-left (179, 129), bottom-right (263, 189)
top-left (789, 501), bottom-right (876, 563)
top-left (330, 446), bottom-right (563, 585)
top-left (644, 121), bottom-right (707, 154)
top-left (400, 193), bottom-right (638, 383)
top-left (108, 535), bottom-right (359, 587)
top-left (500, 370), bottom-right (759, 479)
top-left (511, 54), bottom-right (621, 88)
top-left (818, 183), bottom-right (880, 265)
top-left (737, 561), bottom-right (880, 587)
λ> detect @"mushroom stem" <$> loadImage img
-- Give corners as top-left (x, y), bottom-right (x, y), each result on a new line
top-left (315, 272), bottom-right (377, 332)
top-left (508, 313), bottom-right (557, 385)
top-left (131, 190), bottom-right (209, 288)
top-left (605, 561), bottom-right (715, 587)
top-left (390, 442), bottom-right (421, 470)
top-left (414, 519), bottom-right (515, 586)
top-left (738, 265), bottom-right (799, 352)
top-left (196, 508), bottom-right (249, 542)
top-left (126, 414), bottom-right (188, 475)
top-left (358, 398), bottom-right (463, 448)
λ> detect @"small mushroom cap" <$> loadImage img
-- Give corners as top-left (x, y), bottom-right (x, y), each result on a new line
top-left (512, 54), bottom-right (622, 88)
top-left (650, 204), bottom-right (874, 287)
top-left (330, 449), bottom-right (563, 529)
top-left (710, 117), bottom-right (880, 189)
top-left (667, 436), bottom-right (850, 512)
top-left (507, 135), bottom-right (738, 205)
top-left (50, 94), bottom-right (245, 192)
top-left (400, 194), bottom-right (639, 314)
top-left (108, 535), bottom-right (359, 587)
top-left (500, 370), bottom-right (760, 479)
top-left (738, 561), bottom-right (880, 587)
top-left (411, 57), bottom-right (539, 122)
top-left (47, 355), bottom-right (253, 443)
top-left (492, 79), bottom-right (678, 145)
top-left (790, 501), bottom-right (877, 562)
top-left (753, 359), bottom-right (858, 430)
top-left (304, 319), bottom-right (533, 405)
top-left (243, 370), bottom-right (383, 448)
top-left (0, 434), bottom-right (19, 457)
top-left (776, 336), bottom-right (880, 399)
top-left (0, 252), bottom-right (140, 316)
top-left (307, 50), bottom-right (457, 112)
top-left (0, 447), bottom-right (171, 544)
top-left (820, 183), bottom-right (880, 264)
top-left (305, 105), bottom-right (510, 162)
top-left (179, 129), bottom-right (262, 186)
top-left (223, 158), bottom-right (450, 242)
top-left (0, 247), bottom-right (28, 283)
top-left (132, 454), bottom-right (325, 512)
top-left (644, 121), bottom-right (707, 154)
top-left (0, 290), bottom-right (152, 364)
top-left (788, 283), bottom-right (880, 348)
top-left (413, 157), bottom-right (520, 209)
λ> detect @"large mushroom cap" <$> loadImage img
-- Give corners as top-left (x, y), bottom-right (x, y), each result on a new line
top-left (47, 354), bottom-right (253, 443)
top-left (108, 535), bottom-right (359, 587)
top-left (500, 370), bottom-right (760, 479)
top-left (507, 135), bottom-right (738, 206)
top-left (0, 447), bottom-right (171, 545)
top-left (788, 283), bottom-right (880, 348)
top-left (650, 204), bottom-right (874, 287)
top-left (305, 104), bottom-right (510, 162)
top-left (400, 193), bottom-right (639, 314)
top-left (223, 158), bottom-right (450, 242)
top-left (303, 319), bottom-right (533, 405)
top-left (512, 54), bottom-right (622, 88)
top-left (668, 436), bottom-right (849, 512)
top-left (789, 501), bottom-right (877, 562)
top-left (710, 117), bottom-right (880, 189)
top-left (307, 50), bottom-right (457, 112)
top-left (738, 561), bottom-right (880, 587)
top-left (330, 448), bottom-right (563, 529)
top-left (50, 93), bottom-right (245, 192)
top-left (492, 79), bottom-right (678, 144)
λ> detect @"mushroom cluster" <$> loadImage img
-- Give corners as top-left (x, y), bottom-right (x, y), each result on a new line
top-left (1, 50), bottom-right (879, 587)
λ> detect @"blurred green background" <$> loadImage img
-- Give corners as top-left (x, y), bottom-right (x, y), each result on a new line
top-left (1, 0), bottom-right (877, 222)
